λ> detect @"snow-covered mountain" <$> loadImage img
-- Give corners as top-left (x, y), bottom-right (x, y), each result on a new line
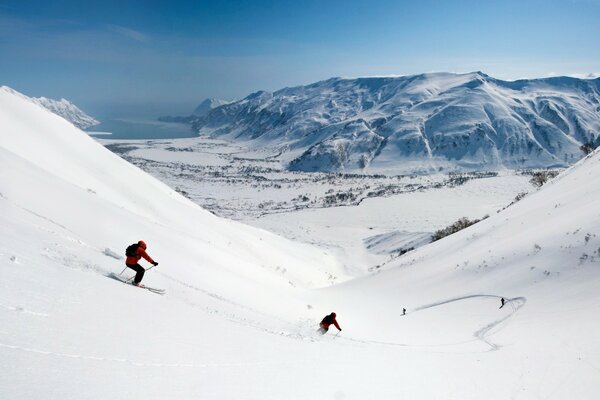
top-left (2, 85), bottom-right (600, 399)
top-left (31, 93), bottom-right (100, 129)
top-left (192, 98), bottom-right (231, 117)
top-left (158, 97), bottom-right (230, 123)
top-left (191, 72), bottom-right (600, 173)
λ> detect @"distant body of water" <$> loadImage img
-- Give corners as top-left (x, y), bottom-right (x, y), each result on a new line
top-left (87, 117), bottom-right (196, 140)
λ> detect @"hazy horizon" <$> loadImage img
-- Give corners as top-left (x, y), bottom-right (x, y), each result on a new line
top-left (2, 0), bottom-right (600, 121)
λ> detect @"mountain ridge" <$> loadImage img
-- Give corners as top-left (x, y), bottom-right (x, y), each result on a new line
top-left (193, 98), bottom-right (231, 116)
top-left (0, 86), bottom-right (100, 130)
top-left (158, 97), bottom-right (231, 123)
top-left (186, 72), bottom-right (600, 174)
top-left (34, 96), bottom-right (100, 129)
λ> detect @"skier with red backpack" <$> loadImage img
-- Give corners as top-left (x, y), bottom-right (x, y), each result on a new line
top-left (125, 240), bottom-right (158, 287)
top-left (318, 312), bottom-right (342, 335)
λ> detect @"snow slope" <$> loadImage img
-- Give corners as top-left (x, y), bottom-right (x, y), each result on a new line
top-left (2, 86), bottom-right (600, 399)
top-left (311, 148), bottom-right (600, 398)
top-left (0, 85), bottom-right (344, 307)
top-left (191, 72), bottom-right (600, 173)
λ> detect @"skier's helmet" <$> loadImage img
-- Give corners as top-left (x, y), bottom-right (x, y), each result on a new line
top-left (138, 240), bottom-right (147, 249)
top-left (331, 312), bottom-right (336, 317)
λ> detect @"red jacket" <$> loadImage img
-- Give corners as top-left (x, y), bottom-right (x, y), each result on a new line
top-left (125, 246), bottom-right (155, 265)
top-left (320, 316), bottom-right (341, 331)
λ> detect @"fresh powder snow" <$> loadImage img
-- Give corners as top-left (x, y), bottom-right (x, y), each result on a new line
top-left (1, 85), bottom-right (600, 399)
top-left (98, 136), bottom-right (536, 276)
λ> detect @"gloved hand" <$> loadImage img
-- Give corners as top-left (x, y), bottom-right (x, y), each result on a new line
top-left (153, 262), bottom-right (159, 266)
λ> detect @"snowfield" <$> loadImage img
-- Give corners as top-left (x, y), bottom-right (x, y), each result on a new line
top-left (2, 86), bottom-right (600, 399)
top-left (99, 136), bottom-right (535, 275)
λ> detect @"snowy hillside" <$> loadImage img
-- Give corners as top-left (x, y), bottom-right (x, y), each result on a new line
top-left (314, 146), bottom-right (600, 398)
top-left (27, 91), bottom-right (100, 129)
top-left (190, 72), bottom-right (600, 173)
top-left (2, 85), bottom-right (600, 399)
top-left (0, 85), bottom-right (345, 323)
top-left (100, 135), bottom-right (535, 275)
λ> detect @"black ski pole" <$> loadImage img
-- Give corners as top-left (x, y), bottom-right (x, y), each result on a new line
top-left (125, 265), bottom-right (157, 283)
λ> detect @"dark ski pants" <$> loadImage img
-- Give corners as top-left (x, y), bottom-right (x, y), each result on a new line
top-left (126, 263), bottom-right (145, 284)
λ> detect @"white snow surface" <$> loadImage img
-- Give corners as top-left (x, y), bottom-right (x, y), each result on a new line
top-left (97, 136), bottom-right (535, 275)
top-left (2, 86), bottom-right (600, 399)
top-left (192, 72), bottom-right (600, 174)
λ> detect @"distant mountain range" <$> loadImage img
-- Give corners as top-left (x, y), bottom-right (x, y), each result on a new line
top-left (158, 98), bottom-right (231, 123)
top-left (192, 98), bottom-right (231, 117)
top-left (175, 72), bottom-right (600, 174)
top-left (0, 86), bottom-right (100, 130)
top-left (33, 96), bottom-right (99, 130)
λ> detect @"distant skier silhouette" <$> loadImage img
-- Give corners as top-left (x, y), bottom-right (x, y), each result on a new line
top-left (125, 240), bottom-right (158, 287)
top-left (402, 308), bottom-right (406, 316)
top-left (499, 298), bottom-right (506, 309)
top-left (318, 312), bottom-right (341, 335)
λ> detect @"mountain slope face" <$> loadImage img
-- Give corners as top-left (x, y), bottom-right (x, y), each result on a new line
top-left (313, 147), bottom-right (600, 399)
top-left (0, 85), bottom-right (343, 314)
top-left (158, 97), bottom-right (231, 123)
top-left (28, 92), bottom-right (100, 129)
top-left (2, 85), bottom-right (600, 399)
top-left (192, 72), bottom-right (600, 173)
top-left (193, 98), bottom-right (231, 117)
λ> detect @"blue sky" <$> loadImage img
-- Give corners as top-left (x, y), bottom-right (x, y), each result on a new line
top-left (1, 0), bottom-right (599, 115)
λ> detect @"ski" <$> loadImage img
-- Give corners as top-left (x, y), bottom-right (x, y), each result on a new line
top-left (106, 273), bottom-right (165, 295)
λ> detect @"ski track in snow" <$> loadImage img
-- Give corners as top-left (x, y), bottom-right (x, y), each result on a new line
top-left (334, 295), bottom-right (526, 351)
top-left (105, 272), bottom-right (316, 341)
top-left (0, 303), bottom-right (48, 317)
top-left (155, 277), bottom-right (326, 341)
top-left (0, 342), bottom-right (285, 369)
top-left (20, 205), bottom-right (75, 235)
top-left (0, 296), bottom-right (527, 371)
top-left (415, 295), bottom-right (527, 351)
top-left (109, 266), bottom-right (529, 352)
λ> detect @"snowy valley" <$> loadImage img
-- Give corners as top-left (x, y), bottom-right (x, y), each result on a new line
top-left (99, 135), bottom-right (536, 275)
top-left (2, 83), bottom-right (600, 400)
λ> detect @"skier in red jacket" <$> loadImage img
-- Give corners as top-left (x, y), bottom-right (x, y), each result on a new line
top-left (318, 312), bottom-right (342, 334)
top-left (125, 240), bottom-right (158, 287)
